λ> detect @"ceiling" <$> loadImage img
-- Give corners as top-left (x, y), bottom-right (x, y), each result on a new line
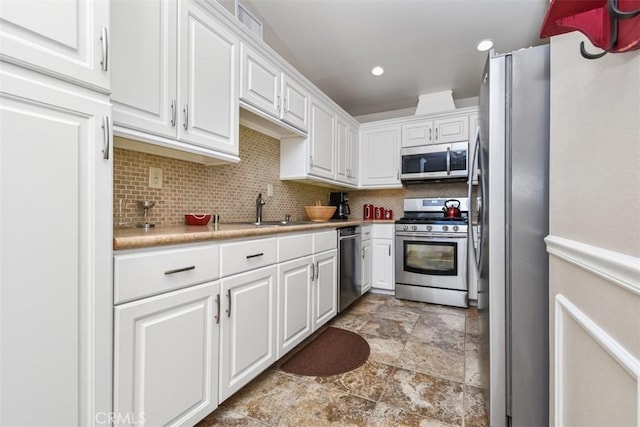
top-left (240, 0), bottom-right (551, 118)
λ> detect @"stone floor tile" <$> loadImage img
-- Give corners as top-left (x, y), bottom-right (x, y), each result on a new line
top-left (397, 340), bottom-right (465, 383)
top-left (359, 317), bottom-right (415, 341)
top-left (361, 332), bottom-right (406, 366)
top-left (409, 321), bottom-right (465, 352)
top-left (422, 303), bottom-right (467, 317)
top-left (372, 305), bottom-right (422, 323)
top-left (380, 368), bottom-right (464, 426)
top-left (219, 369), bottom-right (310, 425)
top-left (195, 406), bottom-right (268, 426)
top-left (368, 402), bottom-right (457, 427)
top-left (417, 311), bottom-right (466, 333)
top-left (314, 359), bottom-right (395, 401)
top-left (463, 386), bottom-right (489, 427)
top-left (329, 311), bottom-right (371, 331)
top-left (385, 297), bottom-right (427, 311)
top-left (275, 382), bottom-right (377, 426)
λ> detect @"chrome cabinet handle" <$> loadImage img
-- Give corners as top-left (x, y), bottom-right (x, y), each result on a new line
top-left (362, 247), bottom-right (365, 259)
top-left (100, 27), bottom-right (109, 71)
top-left (315, 262), bottom-right (319, 280)
top-left (183, 104), bottom-right (189, 129)
top-left (277, 95), bottom-right (281, 110)
top-left (164, 265), bottom-right (195, 275)
top-left (170, 100), bottom-right (176, 127)
top-left (246, 252), bottom-right (264, 259)
top-left (429, 128), bottom-right (432, 141)
top-left (215, 294), bottom-right (220, 324)
top-left (435, 128), bottom-right (438, 140)
top-left (310, 263), bottom-right (315, 280)
top-left (226, 289), bottom-right (231, 317)
top-left (388, 245), bottom-right (391, 256)
top-left (446, 147), bottom-right (451, 175)
top-left (101, 116), bottom-right (110, 160)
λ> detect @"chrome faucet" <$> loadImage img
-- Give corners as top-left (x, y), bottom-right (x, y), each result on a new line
top-left (255, 193), bottom-right (266, 224)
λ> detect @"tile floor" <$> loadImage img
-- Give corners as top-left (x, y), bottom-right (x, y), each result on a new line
top-left (197, 293), bottom-right (488, 426)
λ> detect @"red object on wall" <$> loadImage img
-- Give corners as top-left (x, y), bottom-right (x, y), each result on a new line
top-left (540, 0), bottom-right (640, 53)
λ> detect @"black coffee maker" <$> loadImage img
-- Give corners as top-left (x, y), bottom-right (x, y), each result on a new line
top-left (329, 192), bottom-right (350, 219)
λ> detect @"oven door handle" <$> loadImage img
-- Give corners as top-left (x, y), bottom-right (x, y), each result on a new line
top-left (395, 232), bottom-right (466, 239)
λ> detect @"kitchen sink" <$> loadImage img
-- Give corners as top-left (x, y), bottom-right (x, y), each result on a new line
top-left (228, 221), bottom-right (315, 227)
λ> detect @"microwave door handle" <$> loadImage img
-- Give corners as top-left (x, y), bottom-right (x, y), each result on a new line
top-left (446, 146), bottom-right (451, 175)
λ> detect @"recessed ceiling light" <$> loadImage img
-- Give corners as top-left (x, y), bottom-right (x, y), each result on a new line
top-left (371, 66), bottom-right (384, 76)
top-left (477, 39), bottom-right (494, 52)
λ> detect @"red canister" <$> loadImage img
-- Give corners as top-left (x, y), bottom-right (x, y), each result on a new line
top-left (363, 204), bottom-right (374, 220)
top-left (374, 206), bottom-right (384, 220)
top-left (384, 209), bottom-right (393, 220)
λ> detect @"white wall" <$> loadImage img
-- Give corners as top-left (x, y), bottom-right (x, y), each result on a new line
top-left (547, 32), bottom-right (640, 426)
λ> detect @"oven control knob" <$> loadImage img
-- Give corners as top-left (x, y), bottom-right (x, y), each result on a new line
top-left (453, 225), bottom-right (459, 232)
top-left (403, 225), bottom-right (408, 231)
top-left (442, 225), bottom-right (449, 231)
top-left (411, 225), bottom-right (418, 231)
top-left (426, 225), bottom-right (433, 231)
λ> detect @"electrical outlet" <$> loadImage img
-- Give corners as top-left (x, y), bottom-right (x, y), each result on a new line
top-left (149, 167), bottom-right (162, 189)
top-left (267, 183), bottom-right (273, 197)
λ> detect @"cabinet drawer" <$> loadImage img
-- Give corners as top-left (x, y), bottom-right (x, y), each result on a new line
top-left (371, 223), bottom-right (395, 239)
top-left (313, 230), bottom-right (337, 253)
top-left (278, 233), bottom-right (313, 263)
top-left (220, 237), bottom-right (277, 277)
top-left (114, 244), bottom-right (220, 304)
top-left (361, 225), bottom-right (372, 241)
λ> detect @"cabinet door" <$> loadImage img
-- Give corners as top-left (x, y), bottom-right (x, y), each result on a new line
top-left (240, 42), bottom-right (281, 118)
top-left (111, 0), bottom-right (178, 138)
top-left (277, 257), bottom-right (313, 358)
top-left (348, 126), bottom-right (359, 185)
top-left (313, 250), bottom-right (338, 329)
top-left (281, 73), bottom-right (309, 132)
top-left (433, 115), bottom-right (469, 144)
top-left (372, 239), bottom-right (394, 291)
top-left (0, 0), bottom-right (110, 91)
top-left (402, 120), bottom-right (433, 147)
top-left (0, 72), bottom-right (112, 426)
top-left (178, 0), bottom-right (239, 155)
top-left (362, 239), bottom-right (372, 294)
top-left (220, 265), bottom-right (277, 402)
top-left (114, 282), bottom-right (219, 427)
top-left (335, 117), bottom-right (349, 183)
top-left (308, 98), bottom-right (336, 179)
top-left (360, 125), bottom-right (401, 186)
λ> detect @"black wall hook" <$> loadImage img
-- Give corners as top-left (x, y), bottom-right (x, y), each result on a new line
top-left (580, 0), bottom-right (639, 59)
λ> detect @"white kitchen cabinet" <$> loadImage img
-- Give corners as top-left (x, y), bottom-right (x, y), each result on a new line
top-left (0, 68), bottom-right (112, 426)
top-left (114, 282), bottom-right (220, 427)
top-left (362, 238), bottom-right (372, 294)
top-left (359, 124), bottom-right (401, 187)
top-left (111, 0), bottom-right (239, 159)
top-left (240, 42), bottom-right (309, 133)
top-left (336, 115), bottom-right (358, 185)
top-left (0, 0), bottom-right (110, 92)
top-left (313, 249), bottom-right (338, 329)
top-left (371, 224), bottom-right (395, 292)
top-left (277, 256), bottom-right (314, 358)
top-left (401, 114), bottom-right (469, 147)
top-left (308, 97), bottom-right (336, 180)
top-left (220, 265), bottom-right (277, 402)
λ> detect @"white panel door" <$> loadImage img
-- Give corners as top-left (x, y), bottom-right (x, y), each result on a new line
top-left (335, 117), bottom-right (349, 183)
top-left (178, 0), bottom-right (238, 155)
top-left (308, 98), bottom-right (336, 179)
top-left (402, 120), bottom-right (433, 147)
top-left (360, 125), bottom-right (401, 186)
top-left (348, 125), bottom-right (359, 185)
top-left (111, 0), bottom-right (178, 138)
top-left (0, 71), bottom-right (112, 426)
top-left (281, 73), bottom-right (309, 132)
top-left (114, 282), bottom-right (219, 427)
top-left (277, 257), bottom-right (313, 358)
top-left (240, 42), bottom-right (280, 118)
top-left (313, 250), bottom-right (338, 329)
top-left (0, 0), bottom-right (110, 91)
top-left (433, 115), bottom-right (469, 143)
top-left (220, 265), bottom-right (276, 402)
top-left (362, 239), bottom-right (372, 294)
top-left (372, 239), bottom-right (394, 290)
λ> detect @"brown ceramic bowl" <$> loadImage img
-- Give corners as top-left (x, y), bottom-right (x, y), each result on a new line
top-left (304, 206), bottom-right (336, 222)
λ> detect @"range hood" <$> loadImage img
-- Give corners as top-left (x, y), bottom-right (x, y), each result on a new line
top-left (415, 90), bottom-right (456, 115)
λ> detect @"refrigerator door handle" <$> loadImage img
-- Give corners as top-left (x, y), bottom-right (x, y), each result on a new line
top-left (468, 127), bottom-right (482, 271)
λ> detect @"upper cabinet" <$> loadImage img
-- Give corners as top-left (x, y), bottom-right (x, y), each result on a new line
top-left (0, 0), bottom-right (110, 92)
top-left (240, 42), bottom-right (309, 133)
top-left (336, 114), bottom-right (358, 186)
top-left (111, 0), bottom-right (239, 160)
top-left (401, 113), bottom-right (469, 147)
top-left (360, 124), bottom-right (402, 188)
top-left (308, 97), bottom-right (336, 180)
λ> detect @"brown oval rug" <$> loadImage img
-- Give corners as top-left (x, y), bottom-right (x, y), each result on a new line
top-left (281, 327), bottom-right (370, 377)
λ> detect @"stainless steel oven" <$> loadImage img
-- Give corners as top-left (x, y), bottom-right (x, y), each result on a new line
top-left (394, 197), bottom-right (469, 307)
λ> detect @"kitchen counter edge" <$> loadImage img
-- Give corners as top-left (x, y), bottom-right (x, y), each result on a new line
top-left (114, 220), bottom-right (394, 250)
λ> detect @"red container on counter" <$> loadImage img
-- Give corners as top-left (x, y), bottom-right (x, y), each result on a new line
top-left (384, 209), bottom-right (393, 220)
top-left (374, 206), bottom-right (384, 220)
top-left (363, 204), bottom-right (374, 220)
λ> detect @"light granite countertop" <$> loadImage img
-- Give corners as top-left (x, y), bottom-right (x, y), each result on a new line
top-left (114, 220), bottom-right (395, 250)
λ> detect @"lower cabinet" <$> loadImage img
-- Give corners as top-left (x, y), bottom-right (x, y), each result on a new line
top-left (277, 256), bottom-right (313, 358)
top-left (371, 224), bottom-right (395, 292)
top-left (362, 238), bottom-right (372, 294)
top-left (312, 249), bottom-right (338, 330)
top-left (114, 281), bottom-right (220, 427)
top-left (219, 265), bottom-right (277, 402)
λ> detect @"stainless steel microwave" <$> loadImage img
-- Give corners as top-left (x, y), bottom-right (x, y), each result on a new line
top-left (400, 141), bottom-right (468, 182)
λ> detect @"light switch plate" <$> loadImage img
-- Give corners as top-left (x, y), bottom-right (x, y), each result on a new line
top-left (149, 167), bottom-right (162, 189)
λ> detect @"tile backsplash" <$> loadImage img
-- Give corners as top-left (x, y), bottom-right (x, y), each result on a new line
top-left (114, 125), bottom-right (477, 227)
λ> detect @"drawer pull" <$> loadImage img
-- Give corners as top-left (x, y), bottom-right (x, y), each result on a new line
top-left (215, 294), bottom-right (220, 324)
top-left (226, 289), bottom-right (231, 317)
top-left (246, 252), bottom-right (264, 259)
top-left (164, 266), bottom-right (195, 275)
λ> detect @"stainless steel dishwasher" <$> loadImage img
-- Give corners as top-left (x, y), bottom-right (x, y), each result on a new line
top-left (338, 226), bottom-right (362, 312)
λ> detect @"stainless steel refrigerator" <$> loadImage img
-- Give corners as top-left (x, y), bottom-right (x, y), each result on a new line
top-left (469, 45), bottom-right (550, 426)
